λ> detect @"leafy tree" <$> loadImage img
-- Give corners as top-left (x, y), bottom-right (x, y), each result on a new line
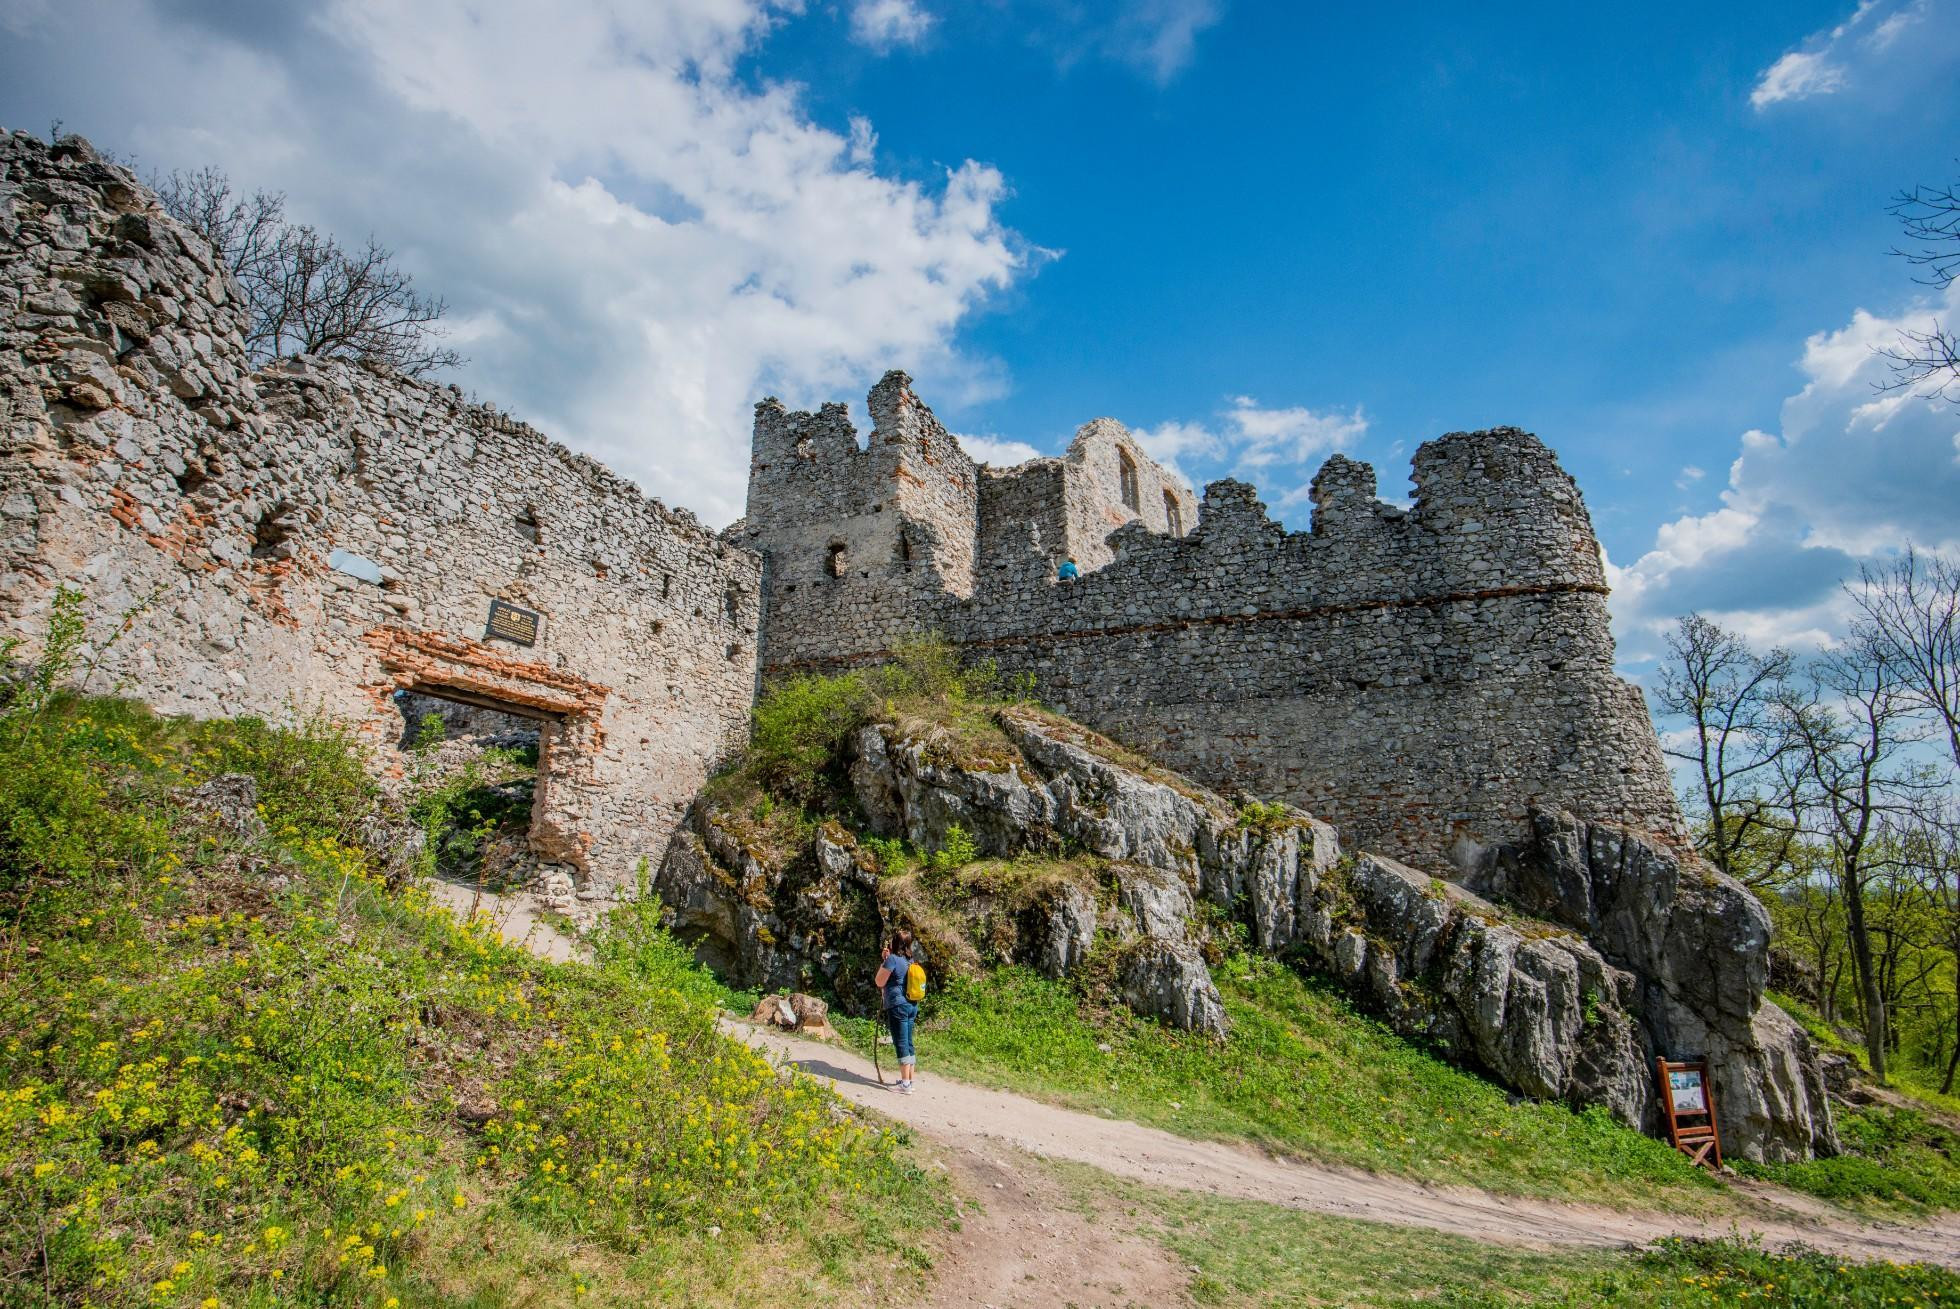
top-left (154, 166), bottom-right (462, 377)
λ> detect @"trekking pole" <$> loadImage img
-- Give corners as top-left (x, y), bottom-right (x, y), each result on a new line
top-left (873, 991), bottom-right (887, 1086)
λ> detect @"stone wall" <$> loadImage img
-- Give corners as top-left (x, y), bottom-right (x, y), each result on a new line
top-left (0, 131), bottom-right (760, 909)
top-left (742, 375), bottom-right (1683, 873)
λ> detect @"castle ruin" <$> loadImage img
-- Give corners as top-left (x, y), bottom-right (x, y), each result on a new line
top-left (2, 130), bottom-right (1839, 1160)
top-left (739, 373), bottom-right (1684, 875)
top-left (1, 133), bottom-right (760, 908)
top-left (2, 128), bottom-right (1684, 899)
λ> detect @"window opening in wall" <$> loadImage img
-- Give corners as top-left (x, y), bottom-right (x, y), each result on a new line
top-left (895, 528), bottom-right (913, 566)
top-left (660, 573), bottom-right (672, 599)
top-left (827, 540), bottom-right (849, 577)
top-left (393, 689), bottom-right (545, 894)
top-left (1164, 489), bottom-right (1182, 535)
top-left (724, 585), bottom-right (743, 624)
top-left (250, 502), bottom-right (297, 560)
top-left (515, 506), bottom-right (541, 546)
top-left (1118, 449), bottom-right (1140, 512)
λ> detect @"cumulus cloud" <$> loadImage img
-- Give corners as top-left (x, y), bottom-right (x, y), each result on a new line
top-left (1748, 0), bottom-right (1939, 109)
top-left (1222, 395), bottom-right (1368, 469)
top-left (848, 0), bottom-right (933, 51)
top-left (1608, 278), bottom-right (1960, 663)
top-left (0, 0), bottom-right (1027, 524)
top-left (956, 433), bottom-right (1043, 466)
top-left (1130, 396), bottom-right (1365, 503)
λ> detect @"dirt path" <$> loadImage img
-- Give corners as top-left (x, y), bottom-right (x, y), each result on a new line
top-left (413, 884), bottom-right (1960, 1281)
top-left (727, 1019), bottom-right (1960, 1270)
top-left (924, 1145), bottom-right (1196, 1309)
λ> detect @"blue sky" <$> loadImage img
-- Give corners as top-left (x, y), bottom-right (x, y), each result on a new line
top-left (3, 0), bottom-right (1958, 674)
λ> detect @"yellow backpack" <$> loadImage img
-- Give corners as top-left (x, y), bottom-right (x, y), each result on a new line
top-left (904, 959), bottom-right (927, 1003)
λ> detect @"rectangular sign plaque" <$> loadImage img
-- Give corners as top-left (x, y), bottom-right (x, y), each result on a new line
top-left (485, 598), bottom-right (541, 647)
top-left (1656, 1057), bottom-right (1722, 1170)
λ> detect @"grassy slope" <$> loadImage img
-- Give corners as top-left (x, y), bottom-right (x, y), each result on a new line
top-left (1049, 1160), bottom-right (1960, 1309)
top-left (839, 958), bottom-right (1722, 1209)
top-left (1741, 992), bottom-right (1960, 1211)
top-left (737, 650), bottom-right (1960, 1217)
top-left (0, 694), bottom-right (946, 1306)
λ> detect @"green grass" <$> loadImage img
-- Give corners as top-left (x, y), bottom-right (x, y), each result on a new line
top-left (1771, 990), bottom-right (1960, 1116)
top-left (1741, 1104), bottom-right (1960, 1213)
top-left (839, 955), bottom-right (1721, 1208)
top-left (1052, 1161), bottom-right (1960, 1308)
top-left (1756, 992), bottom-right (1960, 1212)
top-left (0, 689), bottom-right (947, 1306)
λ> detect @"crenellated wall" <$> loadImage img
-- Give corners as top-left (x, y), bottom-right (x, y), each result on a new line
top-left (0, 131), bottom-right (760, 909)
top-left (741, 375), bottom-right (1683, 873)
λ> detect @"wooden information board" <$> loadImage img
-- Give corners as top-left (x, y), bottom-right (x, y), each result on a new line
top-left (1656, 1057), bottom-right (1722, 1169)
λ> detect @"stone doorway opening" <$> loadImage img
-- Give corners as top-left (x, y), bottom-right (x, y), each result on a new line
top-left (394, 687), bottom-right (549, 893)
top-left (366, 625), bottom-right (612, 910)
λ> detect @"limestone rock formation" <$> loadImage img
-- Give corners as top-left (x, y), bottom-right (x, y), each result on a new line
top-left (1467, 811), bottom-right (1837, 1162)
top-left (657, 704), bottom-right (1836, 1161)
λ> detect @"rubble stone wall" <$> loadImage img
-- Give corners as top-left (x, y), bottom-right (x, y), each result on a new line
top-left (743, 376), bottom-right (1683, 872)
top-left (0, 131), bottom-right (759, 907)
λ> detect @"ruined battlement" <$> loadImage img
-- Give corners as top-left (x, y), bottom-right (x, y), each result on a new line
top-left (0, 126), bottom-right (1682, 896)
top-left (741, 378), bottom-right (1680, 872)
top-left (0, 131), bottom-right (761, 906)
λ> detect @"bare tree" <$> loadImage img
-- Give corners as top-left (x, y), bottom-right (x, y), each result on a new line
top-left (1655, 613), bottom-right (1804, 885)
top-left (154, 167), bottom-right (461, 377)
top-left (1880, 176), bottom-right (1960, 406)
top-left (1783, 630), bottom-right (1937, 1083)
top-left (1852, 546), bottom-right (1960, 773)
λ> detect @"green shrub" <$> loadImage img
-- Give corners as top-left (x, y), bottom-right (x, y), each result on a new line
top-left (929, 823), bottom-right (979, 871)
top-left (863, 835), bottom-right (911, 874)
top-left (748, 671), bottom-right (871, 802)
top-left (1234, 799), bottom-right (1292, 833)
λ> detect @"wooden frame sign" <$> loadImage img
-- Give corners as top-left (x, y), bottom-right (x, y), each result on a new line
top-left (1656, 1057), bottom-right (1722, 1170)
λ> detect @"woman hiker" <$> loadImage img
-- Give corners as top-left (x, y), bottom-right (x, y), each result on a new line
top-left (874, 928), bottom-right (920, 1094)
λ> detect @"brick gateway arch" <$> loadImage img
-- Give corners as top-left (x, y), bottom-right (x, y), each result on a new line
top-left (364, 627), bottom-right (612, 875)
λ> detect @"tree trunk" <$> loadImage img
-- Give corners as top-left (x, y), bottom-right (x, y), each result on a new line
top-left (1845, 871), bottom-right (1890, 1083)
top-left (1944, 990), bottom-right (1960, 1096)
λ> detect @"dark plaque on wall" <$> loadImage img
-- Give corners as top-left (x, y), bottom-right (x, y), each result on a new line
top-left (485, 599), bottom-right (541, 647)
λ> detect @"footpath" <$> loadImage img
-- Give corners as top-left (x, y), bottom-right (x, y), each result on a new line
top-left (433, 879), bottom-right (1960, 1305)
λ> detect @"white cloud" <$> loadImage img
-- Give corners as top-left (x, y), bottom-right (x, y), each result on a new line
top-left (1748, 0), bottom-right (1943, 110)
top-left (1675, 465), bottom-right (1706, 490)
top-left (957, 433), bottom-right (1043, 466)
top-left (848, 0), bottom-right (933, 51)
top-left (1608, 278), bottom-right (1960, 661)
top-left (1021, 0), bottom-right (1226, 84)
top-left (1750, 50), bottom-right (1848, 107)
top-left (1222, 395), bottom-right (1367, 469)
top-left (1129, 396), bottom-right (1365, 502)
top-left (0, 0), bottom-right (1028, 525)
top-left (1110, 0), bottom-right (1226, 84)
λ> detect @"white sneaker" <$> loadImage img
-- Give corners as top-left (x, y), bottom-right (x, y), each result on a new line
top-left (896, 1080), bottom-right (914, 1094)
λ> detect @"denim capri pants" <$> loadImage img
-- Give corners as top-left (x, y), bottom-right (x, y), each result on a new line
top-left (885, 1000), bottom-right (917, 1061)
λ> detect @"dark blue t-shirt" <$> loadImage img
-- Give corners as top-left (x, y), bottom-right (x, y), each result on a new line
top-left (882, 952), bottom-right (911, 1010)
